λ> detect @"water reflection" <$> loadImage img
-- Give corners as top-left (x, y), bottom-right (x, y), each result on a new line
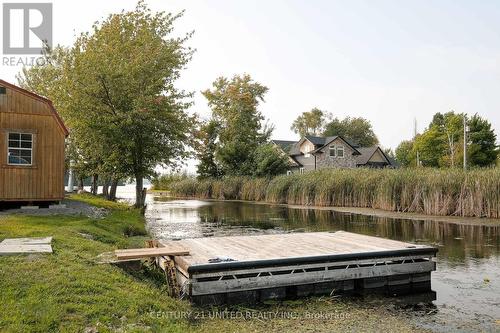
top-left (148, 198), bottom-right (500, 264)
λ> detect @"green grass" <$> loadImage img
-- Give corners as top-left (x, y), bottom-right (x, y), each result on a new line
top-left (0, 194), bottom-right (425, 332)
top-left (170, 168), bottom-right (500, 218)
top-left (0, 194), bottom-right (191, 332)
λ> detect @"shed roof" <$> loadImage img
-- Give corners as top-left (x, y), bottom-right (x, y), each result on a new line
top-left (0, 79), bottom-right (69, 136)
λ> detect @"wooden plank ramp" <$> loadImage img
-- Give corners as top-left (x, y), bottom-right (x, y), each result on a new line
top-left (114, 245), bottom-right (189, 261)
top-left (155, 231), bottom-right (438, 305)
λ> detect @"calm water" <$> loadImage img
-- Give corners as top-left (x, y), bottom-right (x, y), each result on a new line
top-left (113, 186), bottom-right (499, 332)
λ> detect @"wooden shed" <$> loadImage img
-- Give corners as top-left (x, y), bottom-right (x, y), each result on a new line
top-left (0, 79), bottom-right (68, 204)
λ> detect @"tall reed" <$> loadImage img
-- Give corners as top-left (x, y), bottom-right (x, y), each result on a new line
top-left (169, 168), bottom-right (500, 218)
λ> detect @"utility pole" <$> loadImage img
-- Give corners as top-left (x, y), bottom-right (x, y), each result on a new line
top-left (463, 114), bottom-right (467, 170)
top-left (414, 118), bottom-right (420, 167)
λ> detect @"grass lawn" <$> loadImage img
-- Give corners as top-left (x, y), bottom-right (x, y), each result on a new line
top-left (0, 194), bottom-right (427, 332)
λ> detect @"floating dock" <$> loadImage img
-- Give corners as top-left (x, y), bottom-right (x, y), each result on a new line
top-left (155, 231), bottom-right (437, 304)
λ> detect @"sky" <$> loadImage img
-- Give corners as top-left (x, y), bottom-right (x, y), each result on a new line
top-left (2, 0), bottom-right (500, 153)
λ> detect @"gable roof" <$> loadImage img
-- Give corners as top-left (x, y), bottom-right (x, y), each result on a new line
top-left (304, 135), bottom-right (325, 146)
top-left (0, 79), bottom-right (69, 136)
top-left (311, 136), bottom-right (361, 155)
top-left (271, 140), bottom-right (297, 153)
top-left (271, 135), bottom-right (384, 160)
top-left (356, 146), bottom-right (392, 165)
top-left (288, 135), bottom-right (329, 156)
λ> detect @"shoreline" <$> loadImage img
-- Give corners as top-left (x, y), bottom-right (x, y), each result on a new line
top-left (0, 193), bottom-right (430, 332)
top-left (156, 195), bottom-right (500, 226)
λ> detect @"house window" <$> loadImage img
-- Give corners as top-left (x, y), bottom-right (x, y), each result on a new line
top-left (337, 146), bottom-right (345, 158)
top-left (329, 145), bottom-right (336, 157)
top-left (299, 167), bottom-right (304, 174)
top-left (0, 86), bottom-right (6, 94)
top-left (7, 132), bottom-right (33, 165)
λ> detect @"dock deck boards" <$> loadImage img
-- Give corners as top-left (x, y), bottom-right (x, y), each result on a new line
top-left (161, 231), bottom-right (433, 273)
top-left (156, 231), bottom-right (437, 302)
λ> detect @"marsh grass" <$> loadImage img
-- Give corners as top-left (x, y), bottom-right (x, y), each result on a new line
top-left (170, 168), bottom-right (500, 218)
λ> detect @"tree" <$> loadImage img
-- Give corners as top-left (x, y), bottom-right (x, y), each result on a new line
top-left (323, 116), bottom-right (379, 146)
top-left (396, 111), bottom-right (498, 168)
top-left (467, 114), bottom-right (499, 167)
top-left (195, 119), bottom-right (222, 178)
top-left (422, 112), bottom-right (464, 167)
top-left (19, 2), bottom-right (195, 207)
top-left (16, 45), bottom-right (109, 192)
top-left (395, 140), bottom-right (415, 167)
top-left (291, 108), bottom-right (327, 136)
top-left (17, 45), bottom-right (68, 100)
top-left (253, 144), bottom-right (290, 177)
top-left (202, 74), bottom-right (271, 176)
top-left (17, 2), bottom-right (195, 207)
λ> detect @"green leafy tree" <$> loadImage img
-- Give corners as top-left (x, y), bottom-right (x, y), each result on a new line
top-left (19, 2), bottom-right (195, 207)
top-left (323, 116), bottom-right (379, 146)
top-left (195, 119), bottom-right (222, 178)
top-left (202, 74), bottom-right (271, 176)
top-left (421, 112), bottom-right (464, 167)
top-left (291, 108), bottom-right (327, 136)
top-left (17, 45), bottom-right (68, 99)
top-left (395, 140), bottom-right (415, 167)
top-left (17, 45), bottom-right (109, 190)
top-left (413, 127), bottom-right (446, 167)
top-left (398, 111), bottom-right (498, 168)
top-left (467, 114), bottom-right (499, 167)
top-left (17, 2), bottom-right (196, 206)
top-left (253, 144), bottom-right (290, 177)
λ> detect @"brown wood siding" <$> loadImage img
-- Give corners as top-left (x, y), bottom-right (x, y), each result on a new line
top-left (0, 84), bottom-right (66, 201)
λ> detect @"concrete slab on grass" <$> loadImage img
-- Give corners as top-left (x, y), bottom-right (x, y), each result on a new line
top-left (0, 237), bottom-right (53, 255)
top-left (0, 237), bottom-right (52, 245)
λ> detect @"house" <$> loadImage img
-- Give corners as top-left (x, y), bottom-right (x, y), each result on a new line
top-left (272, 135), bottom-right (393, 173)
top-left (0, 79), bottom-right (68, 204)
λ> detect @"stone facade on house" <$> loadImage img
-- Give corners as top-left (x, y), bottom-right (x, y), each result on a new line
top-left (271, 135), bottom-right (394, 174)
top-left (315, 138), bottom-right (358, 169)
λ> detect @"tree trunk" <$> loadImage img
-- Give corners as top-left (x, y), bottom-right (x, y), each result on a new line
top-left (135, 175), bottom-right (146, 209)
top-left (78, 177), bottom-right (84, 192)
top-left (91, 174), bottom-right (99, 195)
top-left (109, 178), bottom-right (119, 201)
top-left (102, 178), bottom-right (110, 198)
